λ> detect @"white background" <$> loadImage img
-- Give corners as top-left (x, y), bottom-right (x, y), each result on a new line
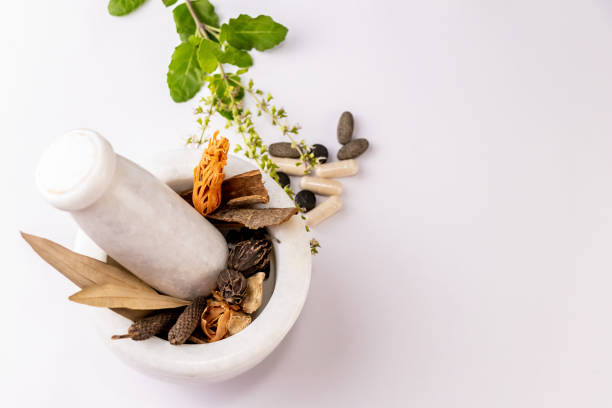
top-left (2, 0), bottom-right (612, 406)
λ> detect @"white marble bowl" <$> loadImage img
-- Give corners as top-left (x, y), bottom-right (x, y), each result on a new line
top-left (73, 150), bottom-right (311, 382)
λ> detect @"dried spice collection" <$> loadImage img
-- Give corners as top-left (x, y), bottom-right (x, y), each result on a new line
top-left (23, 131), bottom-right (298, 345)
top-left (24, 111), bottom-right (370, 351)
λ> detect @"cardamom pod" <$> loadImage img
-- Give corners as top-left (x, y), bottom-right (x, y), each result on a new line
top-left (227, 239), bottom-right (272, 277)
top-left (111, 309), bottom-right (181, 341)
top-left (168, 296), bottom-right (208, 345)
top-left (216, 269), bottom-right (247, 305)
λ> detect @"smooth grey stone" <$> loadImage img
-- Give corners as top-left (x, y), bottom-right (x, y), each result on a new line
top-left (269, 142), bottom-right (300, 158)
top-left (337, 138), bottom-right (369, 160)
top-left (337, 111), bottom-right (354, 145)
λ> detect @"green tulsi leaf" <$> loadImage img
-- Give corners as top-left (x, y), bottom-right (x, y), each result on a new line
top-left (173, 0), bottom-right (219, 42)
top-left (167, 41), bottom-right (204, 102)
top-left (197, 39), bottom-right (221, 73)
top-left (162, 0), bottom-right (177, 6)
top-left (108, 0), bottom-right (147, 16)
top-left (220, 15), bottom-right (288, 51)
top-left (217, 45), bottom-right (253, 68)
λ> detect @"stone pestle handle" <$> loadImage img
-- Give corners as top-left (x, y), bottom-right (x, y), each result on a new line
top-left (36, 129), bottom-right (228, 300)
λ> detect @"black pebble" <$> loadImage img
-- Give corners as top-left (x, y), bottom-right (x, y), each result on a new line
top-left (311, 144), bottom-right (328, 164)
top-left (276, 172), bottom-right (290, 188)
top-left (295, 190), bottom-right (316, 212)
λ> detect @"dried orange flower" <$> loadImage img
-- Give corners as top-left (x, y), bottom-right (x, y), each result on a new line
top-left (193, 131), bottom-right (230, 216)
top-left (200, 292), bottom-right (239, 342)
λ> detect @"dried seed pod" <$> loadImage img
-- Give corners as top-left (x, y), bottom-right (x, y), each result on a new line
top-left (227, 239), bottom-right (272, 277)
top-left (216, 269), bottom-right (247, 305)
top-left (168, 296), bottom-right (207, 345)
top-left (111, 309), bottom-right (181, 341)
top-left (242, 272), bottom-right (265, 314)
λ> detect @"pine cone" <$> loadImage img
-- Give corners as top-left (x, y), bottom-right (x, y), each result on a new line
top-left (168, 296), bottom-right (207, 345)
top-left (227, 239), bottom-right (272, 277)
top-left (216, 269), bottom-right (247, 305)
top-left (113, 309), bottom-right (181, 341)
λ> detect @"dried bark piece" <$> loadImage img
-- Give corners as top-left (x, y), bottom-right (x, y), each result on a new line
top-left (241, 272), bottom-right (265, 314)
top-left (193, 131), bottom-right (229, 216)
top-left (69, 283), bottom-right (191, 310)
top-left (207, 207), bottom-right (298, 229)
top-left (168, 296), bottom-right (207, 345)
top-left (227, 312), bottom-right (252, 336)
top-left (111, 309), bottom-right (182, 341)
top-left (222, 170), bottom-right (269, 207)
top-left (21, 232), bottom-right (155, 293)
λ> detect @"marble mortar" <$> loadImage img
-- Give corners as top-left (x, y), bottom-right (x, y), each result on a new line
top-left (73, 150), bottom-right (312, 382)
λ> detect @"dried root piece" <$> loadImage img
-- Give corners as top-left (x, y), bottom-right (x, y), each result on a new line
top-left (111, 309), bottom-right (181, 341)
top-left (227, 312), bottom-right (252, 336)
top-left (241, 272), bottom-right (265, 314)
top-left (207, 207), bottom-right (298, 229)
top-left (201, 293), bottom-right (239, 342)
top-left (168, 296), bottom-right (207, 345)
top-left (193, 131), bottom-right (230, 216)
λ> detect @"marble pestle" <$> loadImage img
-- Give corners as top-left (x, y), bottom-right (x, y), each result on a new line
top-left (36, 129), bottom-right (228, 300)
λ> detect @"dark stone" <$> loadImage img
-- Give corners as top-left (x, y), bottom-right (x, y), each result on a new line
top-left (269, 142), bottom-right (300, 158)
top-left (276, 172), bottom-right (290, 188)
top-left (337, 111), bottom-right (354, 145)
top-left (337, 138), bottom-right (369, 160)
top-left (295, 190), bottom-right (316, 212)
top-left (311, 144), bottom-right (328, 164)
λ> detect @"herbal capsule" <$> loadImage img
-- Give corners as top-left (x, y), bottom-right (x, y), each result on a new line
top-left (304, 196), bottom-right (342, 227)
top-left (314, 159), bottom-right (358, 178)
top-left (300, 176), bottom-right (343, 196)
top-left (270, 157), bottom-right (308, 176)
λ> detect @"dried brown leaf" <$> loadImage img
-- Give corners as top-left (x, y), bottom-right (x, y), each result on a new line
top-left (21, 232), bottom-right (155, 293)
top-left (69, 284), bottom-right (190, 310)
top-left (206, 207), bottom-right (298, 229)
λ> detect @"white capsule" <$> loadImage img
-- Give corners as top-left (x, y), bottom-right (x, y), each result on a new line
top-left (304, 195), bottom-right (342, 227)
top-left (314, 159), bottom-right (358, 178)
top-left (300, 176), bottom-right (343, 196)
top-left (270, 157), bottom-right (308, 176)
